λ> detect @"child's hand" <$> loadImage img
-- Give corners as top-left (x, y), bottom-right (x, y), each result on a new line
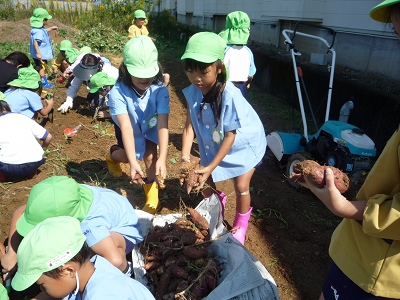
top-left (130, 162), bottom-right (144, 185)
top-left (194, 165), bottom-right (212, 190)
top-left (51, 26), bottom-right (58, 31)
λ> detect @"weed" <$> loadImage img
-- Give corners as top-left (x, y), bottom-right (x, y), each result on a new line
top-left (91, 121), bottom-right (114, 137)
top-left (303, 212), bottom-right (340, 228)
top-left (265, 258), bottom-right (278, 269)
top-left (255, 208), bottom-right (289, 228)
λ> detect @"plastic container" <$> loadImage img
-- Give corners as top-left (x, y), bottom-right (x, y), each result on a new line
top-left (64, 124), bottom-right (82, 137)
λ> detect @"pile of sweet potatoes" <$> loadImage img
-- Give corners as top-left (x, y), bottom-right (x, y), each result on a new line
top-left (179, 160), bottom-right (203, 194)
top-left (290, 160), bottom-right (350, 193)
top-left (141, 208), bottom-right (220, 300)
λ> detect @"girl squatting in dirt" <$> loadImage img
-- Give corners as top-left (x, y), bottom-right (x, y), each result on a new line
top-left (180, 32), bottom-right (267, 245)
top-left (107, 36), bottom-right (170, 215)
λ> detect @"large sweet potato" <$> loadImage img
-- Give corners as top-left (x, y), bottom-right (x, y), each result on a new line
top-left (290, 160), bottom-right (350, 193)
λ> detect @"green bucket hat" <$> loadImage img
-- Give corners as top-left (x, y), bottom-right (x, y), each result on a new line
top-left (8, 67), bottom-right (40, 89)
top-left (181, 32), bottom-right (227, 63)
top-left (12, 216), bottom-right (86, 292)
top-left (79, 46), bottom-right (92, 55)
top-left (134, 9), bottom-right (146, 19)
top-left (0, 92), bottom-right (6, 102)
top-left (218, 11), bottom-right (250, 45)
top-left (89, 72), bottom-right (117, 93)
top-left (30, 8), bottom-right (52, 28)
top-left (123, 36), bottom-right (159, 78)
top-left (60, 40), bottom-right (73, 51)
top-left (370, 0), bottom-right (400, 22)
top-left (16, 176), bottom-right (94, 237)
top-left (65, 48), bottom-right (79, 64)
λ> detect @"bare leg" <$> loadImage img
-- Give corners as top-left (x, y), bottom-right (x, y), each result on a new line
top-left (234, 168), bottom-right (255, 213)
top-left (143, 140), bottom-right (157, 181)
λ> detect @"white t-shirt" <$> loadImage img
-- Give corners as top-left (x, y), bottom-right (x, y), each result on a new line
top-left (224, 45), bottom-right (254, 82)
top-left (0, 112), bottom-right (47, 164)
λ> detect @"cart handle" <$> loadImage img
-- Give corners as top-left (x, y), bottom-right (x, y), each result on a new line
top-left (291, 21), bottom-right (336, 49)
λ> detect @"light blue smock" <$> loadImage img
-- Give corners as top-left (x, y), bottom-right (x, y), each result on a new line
top-left (30, 27), bottom-right (54, 60)
top-left (64, 255), bottom-right (155, 300)
top-left (81, 185), bottom-right (143, 248)
top-left (182, 81), bottom-right (267, 182)
top-left (4, 88), bottom-right (42, 119)
top-left (108, 81), bottom-right (170, 160)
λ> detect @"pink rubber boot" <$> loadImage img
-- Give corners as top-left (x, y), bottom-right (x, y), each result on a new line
top-left (216, 190), bottom-right (227, 218)
top-left (232, 207), bottom-right (253, 245)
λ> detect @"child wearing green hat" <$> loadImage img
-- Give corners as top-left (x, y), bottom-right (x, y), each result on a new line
top-left (107, 36), bottom-right (170, 214)
top-left (89, 71), bottom-right (117, 119)
top-left (298, 3), bottom-right (400, 299)
top-left (58, 53), bottom-right (118, 113)
top-left (11, 216), bottom-right (155, 299)
top-left (29, 8), bottom-right (58, 89)
top-left (4, 66), bottom-right (54, 120)
top-left (218, 11), bottom-right (256, 100)
top-left (1, 176), bottom-right (142, 278)
top-left (0, 92), bottom-right (52, 182)
top-left (52, 39), bottom-right (73, 75)
top-left (180, 32), bottom-right (266, 245)
top-left (128, 9), bottom-right (156, 42)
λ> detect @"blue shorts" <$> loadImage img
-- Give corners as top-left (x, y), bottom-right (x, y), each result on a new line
top-left (113, 123), bottom-right (124, 149)
top-left (322, 262), bottom-right (391, 300)
top-left (0, 158), bottom-right (45, 181)
top-left (33, 58), bottom-right (49, 67)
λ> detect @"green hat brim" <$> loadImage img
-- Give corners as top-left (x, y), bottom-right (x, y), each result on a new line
top-left (16, 184), bottom-right (93, 237)
top-left (11, 270), bottom-right (41, 292)
top-left (181, 51), bottom-right (222, 64)
top-left (8, 79), bottom-right (39, 90)
top-left (89, 77), bottom-right (116, 93)
top-left (370, 0), bottom-right (400, 22)
top-left (126, 65), bottom-right (159, 79)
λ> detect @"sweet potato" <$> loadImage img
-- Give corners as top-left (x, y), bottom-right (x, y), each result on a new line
top-left (156, 173), bottom-right (166, 189)
top-left (183, 246), bottom-right (207, 260)
top-left (187, 207), bottom-right (210, 230)
top-left (180, 160), bottom-right (203, 193)
top-left (181, 231), bottom-right (197, 246)
top-left (290, 160), bottom-right (350, 193)
top-left (171, 266), bottom-right (189, 279)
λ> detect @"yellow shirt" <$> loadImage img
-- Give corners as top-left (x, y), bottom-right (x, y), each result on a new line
top-left (128, 24), bottom-right (149, 39)
top-left (330, 127), bottom-right (400, 298)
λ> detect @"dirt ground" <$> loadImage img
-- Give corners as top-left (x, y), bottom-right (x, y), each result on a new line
top-left (0, 19), bottom-right (353, 300)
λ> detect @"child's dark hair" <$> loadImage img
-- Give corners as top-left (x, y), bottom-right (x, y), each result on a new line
top-left (5, 51), bottom-right (31, 68)
top-left (388, 3), bottom-right (400, 24)
top-left (184, 58), bottom-right (226, 124)
top-left (0, 100), bottom-right (11, 114)
top-left (42, 242), bottom-right (91, 279)
top-left (81, 54), bottom-right (104, 72)
top-left (117, 62), bottom-right (164, 89)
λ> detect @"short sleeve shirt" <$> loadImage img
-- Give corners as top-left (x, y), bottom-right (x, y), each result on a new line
top-left (63, 256), bottom-right (155, 300)
top-left (108, 81), bottom-right (170, 160)
top-left (80, 185), bottom-right (143, 248)
top-left (4, 88), bottom-right (43, 119)
top-left (0, 112), bottom-right (47, 164)
top-left (30, 27), bottom-right (54, 60)
top-left (182, 81), bottom-right (267, 182)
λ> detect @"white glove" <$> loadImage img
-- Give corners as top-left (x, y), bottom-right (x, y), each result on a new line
top-left (57, 97), bottom-right (73, 113)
